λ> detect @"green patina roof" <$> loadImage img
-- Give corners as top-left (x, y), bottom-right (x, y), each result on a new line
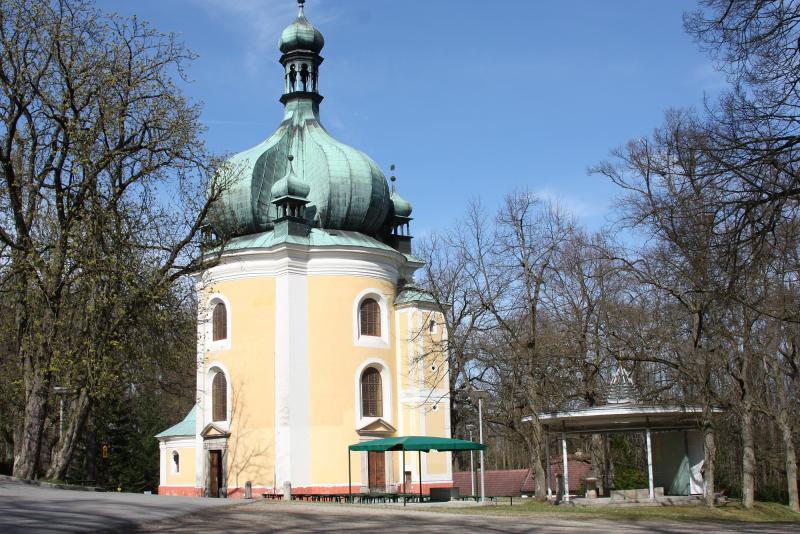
top-left (211, 3), bottom-right (391, 239)
top-left (279, 2), bottom-right (324, 54)
top-left (390, 190), bottom-right (412, 218)
top-left (271, 157), bottom-right (310, 201)
top-left (214, 95), bottom-right (390, 238)
top-left (349, 436), bottom-right (485, 452)
top-left (155, 406), bottom-right (196, 439)
top-left (394, 285), bottom-right (437, 306)
top-left (219, 228), bottom-right (399, 254)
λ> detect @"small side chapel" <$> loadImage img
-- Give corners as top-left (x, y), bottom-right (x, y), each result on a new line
top-left (155, 1), bottom-right (452, 498)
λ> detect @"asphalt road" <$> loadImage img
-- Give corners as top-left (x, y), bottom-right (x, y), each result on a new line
top-left (2, 478), bottom-right (798, 534)
top-left (130, 501), bottom-right (800, 534)
top-left (0, 477), bottom-right (236, 533)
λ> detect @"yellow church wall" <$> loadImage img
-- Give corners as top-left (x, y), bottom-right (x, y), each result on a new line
top-left (424, 405), bottom-right (449, 475)
top-left (306, 274), bottom-right (396, 486)
top-left (165, 446), bottom-right (196, 486)
top-left (398, 310), bottom-right (411, 389)
top-left (202, 276), bottom-right (277, 488)
top-left (189, 268), bottom-right (451, 491)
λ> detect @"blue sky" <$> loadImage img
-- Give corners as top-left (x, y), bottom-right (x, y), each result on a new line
top-left (98, 0), bottom-right (727, 237)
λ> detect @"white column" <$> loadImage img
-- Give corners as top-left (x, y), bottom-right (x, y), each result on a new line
top-left (561, 432), bottom-right (569, 502)
top-left (275, 257), bottom-right (311, 487)
top-left (646, 428), bottom-right (654, 500)
top-left (159, 441), bottom-right (167, 487)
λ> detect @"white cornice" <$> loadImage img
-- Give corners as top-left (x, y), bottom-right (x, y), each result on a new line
top-left (200, 244), bottom-right (411, 284)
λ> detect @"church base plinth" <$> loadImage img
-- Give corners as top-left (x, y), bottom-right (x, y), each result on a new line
top-left (157, 486), bottom-right (203, 497)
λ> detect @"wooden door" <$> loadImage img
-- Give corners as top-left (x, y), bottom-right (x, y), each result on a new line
top-left (209, 450), bottom-right (222, 497)
top-left (368, 451), bottom-right (385, 492)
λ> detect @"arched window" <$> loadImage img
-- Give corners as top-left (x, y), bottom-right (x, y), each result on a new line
top-left (361, 367), bottom-right (382, 418)
top-left (359, 298), bottom-right (380, 337)
top-left (212, 302), bottom-right (227, 341)
top-left (172, 451), bottom-right (180, 474)
top-left (212, 372), bottom-right (227, 422)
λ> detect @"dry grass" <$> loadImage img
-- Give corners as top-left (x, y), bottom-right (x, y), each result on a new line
top-left (433, 499), bottom-right (800, 523)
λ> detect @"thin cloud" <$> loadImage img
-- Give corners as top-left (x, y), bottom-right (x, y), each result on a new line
top-left (190, 0), bottom-right (338, 76)
top-left (189, 0), bottom-right (296, 75)
top-left (536, 186), bottom-right (607, 221)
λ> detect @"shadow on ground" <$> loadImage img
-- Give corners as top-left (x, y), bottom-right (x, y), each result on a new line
top-left (124, 501), bottom-right (798, 534)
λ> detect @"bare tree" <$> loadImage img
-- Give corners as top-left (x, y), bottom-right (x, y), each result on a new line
top-left (0, 0), bottom-right (228, 479)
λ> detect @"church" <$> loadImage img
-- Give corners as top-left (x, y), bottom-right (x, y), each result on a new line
top-left (155, 1), bottom-right (452, 498)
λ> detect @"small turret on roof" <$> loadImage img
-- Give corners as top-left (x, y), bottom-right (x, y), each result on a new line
top-left (606, 365), bottom-right (638, 405)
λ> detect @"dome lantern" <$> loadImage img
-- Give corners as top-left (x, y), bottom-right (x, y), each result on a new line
top-left (279, 0), bottom-right (324, 102)
top-left (386, 165), bottom-right (414, 254)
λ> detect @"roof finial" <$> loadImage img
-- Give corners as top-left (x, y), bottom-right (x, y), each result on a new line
top-left (298, 0), bottom-right (305, 16)
top-left (390, 164), bottom-right (396, 193)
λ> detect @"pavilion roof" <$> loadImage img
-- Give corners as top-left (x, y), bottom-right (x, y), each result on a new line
top-left (348, 435), bottom-right (485, 452)
top-left (523, 403), bottom-right (717, 434)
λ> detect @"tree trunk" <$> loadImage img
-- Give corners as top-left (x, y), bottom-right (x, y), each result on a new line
top-left (12, 373), bottom-right (49, 479)
top-left (702, 411), bottom-right (716, 506)
top-left (774, 360), bottom-right (800, 512)
top-left (46, 389), bottom-right (91, 481)
top-left (740, 401), bottom-right (756, 509)
top-left (590, 433), bottom-right (606, 496)
top-left (526, 419), bottom-right (548, 500)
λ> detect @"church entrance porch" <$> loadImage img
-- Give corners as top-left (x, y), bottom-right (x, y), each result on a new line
top-left (368, 451), bottom-right (386, 492)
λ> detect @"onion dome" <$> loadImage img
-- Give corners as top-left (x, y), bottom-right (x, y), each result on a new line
top-left (210, 1), bottom-right (390, 238)
top-left (271, 155), bottom-right (310, 200)
top-left (279, 0), bottom-right (324, 54)
top-left (390, 191), bottom-right (412, 218)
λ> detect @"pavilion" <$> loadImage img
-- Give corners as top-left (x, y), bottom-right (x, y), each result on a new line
top-left (523, 368), bottom-right (715, 502)
top-left (348, 436), bottom-right (485, 504)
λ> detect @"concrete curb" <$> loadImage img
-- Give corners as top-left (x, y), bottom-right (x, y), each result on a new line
top-left (0, 473), bottom-right (107, 492)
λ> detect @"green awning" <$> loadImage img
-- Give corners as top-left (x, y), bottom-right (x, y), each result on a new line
top-left (348, 435), bottom-right (485, 452)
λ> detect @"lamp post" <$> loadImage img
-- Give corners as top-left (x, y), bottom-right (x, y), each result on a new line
top-left (466, 424), bottom-right (476, 498)
top-left (470, 389), bottom-right (490, 504)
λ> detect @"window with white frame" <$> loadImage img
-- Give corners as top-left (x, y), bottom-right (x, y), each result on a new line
top-left (353, 291), bottom-right (389, 347)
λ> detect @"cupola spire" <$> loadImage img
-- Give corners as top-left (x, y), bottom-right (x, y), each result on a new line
top-left (279, 0), bottom-right (324, 104)
top-left (271, 154), bottom-right (310, 237)
top-left (386, 164), bottom-right (414, 253)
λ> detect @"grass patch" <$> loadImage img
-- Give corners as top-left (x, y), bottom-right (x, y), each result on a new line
top-left (433, 499), bottom-right (800, 523)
